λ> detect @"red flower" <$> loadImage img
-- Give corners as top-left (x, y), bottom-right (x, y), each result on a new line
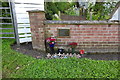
top-left (50, 42), bottom-right (52, 44)
top-left (50, 39), bottom-right (55, 41)
top-left (69, 42), bottom-right (77, 48)
top-left (46, 37), bottom-right (56, 44)
top-left (69, 42), bottom-right (77, 46)
top-left (80, 50), bottom-right (84, 54)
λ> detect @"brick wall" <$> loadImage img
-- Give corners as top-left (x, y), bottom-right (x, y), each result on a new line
top-left (45, 24), bottom-right (119, 52)
top-left (28, 10), bottom-right (46, 51)
top-left (28, 10), bottom-right (120, 53)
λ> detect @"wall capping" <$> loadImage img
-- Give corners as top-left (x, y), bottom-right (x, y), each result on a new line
top-left (27, 9), bottom-right (45, 12)
top-left (45, 20), bottom-right (120, 25)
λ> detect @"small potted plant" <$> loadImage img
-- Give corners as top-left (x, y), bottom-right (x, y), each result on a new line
top-left (69, 42), bottom-right (77, 54)
top-left (57, 47), bottom-right (64, 54)
top-left (46, 37), bottom-right (56, 54)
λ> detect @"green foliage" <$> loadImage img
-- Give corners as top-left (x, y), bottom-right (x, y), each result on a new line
top-left (1, 24), bottom-right (14, 38)
top-left (53, 16), bottom-right (61, 20)
top-left (55, 2), bottom-right (75, 13)
top-left (45, 2), bottom-right (76, 20)
top-left (2, 2), bottom-right (9, 7)
top-left (2, 39), bottom-right (35, 78)
top-left (64, 7), bottom-right (77, 16)
top-left (1, 2), bottom-right (11, 23)
top-left (87, 2), bottom-right (117, 20)
top-left (1, 9), bottom-right (11, 17)
top-left (10, 56), bottom-right (119, 78)
top-left (45, 2), bottom-right (117, 20)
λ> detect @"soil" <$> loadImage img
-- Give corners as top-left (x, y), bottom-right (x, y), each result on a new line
top-left (11, 42), bottom-right (47, 59)
top-left (11, 42), bottom-right (120, 60)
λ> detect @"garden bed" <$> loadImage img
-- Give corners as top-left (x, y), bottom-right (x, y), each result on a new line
top-left (11, 42), bottom-right (119, 60)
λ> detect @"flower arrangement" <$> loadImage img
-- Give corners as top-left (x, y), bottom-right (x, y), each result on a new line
top-left (46, 37), bottom-right (56, 47)
top-left (69, 42), bottom-right (77, 48)
top-left (46, 37), bottom-right (56, 54)
top-left (69, 42), bottom-right (77, 54)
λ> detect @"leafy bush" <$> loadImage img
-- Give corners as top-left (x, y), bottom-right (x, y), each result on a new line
top-left (87, 2), bottom-right (117, 20)
top-left (45, 2), bottom-right (76, 20)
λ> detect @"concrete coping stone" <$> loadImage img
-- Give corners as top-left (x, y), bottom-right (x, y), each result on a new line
top-left (45, 20), bottom-right (120, 25)
top-left (27, 9), bottom-right (45, 12)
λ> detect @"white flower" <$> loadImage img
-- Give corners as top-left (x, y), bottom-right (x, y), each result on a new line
top-left (52, 42), bottom-right (54, 44)
top-left (47, 39), bottom-right (50, 42)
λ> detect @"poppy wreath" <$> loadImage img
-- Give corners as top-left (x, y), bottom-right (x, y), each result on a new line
top-left (69, 42), bottom-right (78, 54)
top-left (46, 37), bottom-right (56, 47)
top-left (69, 42), bottom-right (77, 48)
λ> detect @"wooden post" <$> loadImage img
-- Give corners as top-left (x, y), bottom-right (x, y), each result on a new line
top-left (9, 0), bottom-right (20, 45)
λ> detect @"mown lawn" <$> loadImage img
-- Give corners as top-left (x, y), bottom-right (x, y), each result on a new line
top-left (2, 39), bottom-right (119, 78)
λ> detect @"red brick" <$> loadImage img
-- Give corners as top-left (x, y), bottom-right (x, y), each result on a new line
top-left (109, 31), bottom-right (118, 33)
top-left (101, 31), bottom-right (109, 33)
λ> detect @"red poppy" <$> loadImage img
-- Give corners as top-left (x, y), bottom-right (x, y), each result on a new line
top-left (50, 39), bottom-right (56, 41)
top-left (69, 42), bottom-right (77, 46)
top-left (46, 37), bottom-right (56, 45)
